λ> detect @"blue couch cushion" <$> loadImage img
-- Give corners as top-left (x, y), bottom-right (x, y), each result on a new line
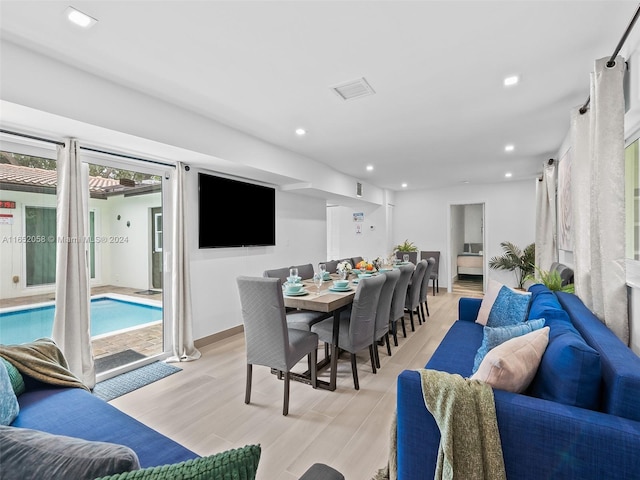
top-left (557, 292), bottom-right (640, 422)
top-left (13, 387), bottom-right (198, 468)
top-left (527, 284), bottom-right (573, 326)
top-left (426, 320), bottom-right (482, 378)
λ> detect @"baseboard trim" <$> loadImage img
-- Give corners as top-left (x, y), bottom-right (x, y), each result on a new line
top-left (194, 325), bottom-right (244, 348)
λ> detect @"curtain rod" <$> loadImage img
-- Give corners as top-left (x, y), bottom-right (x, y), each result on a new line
top-left (579, 3), bottom-right (640, 114)
top-left (1, 128), bottom-right (175, 168)
top-left (0, 128), bottom-right (65, 146)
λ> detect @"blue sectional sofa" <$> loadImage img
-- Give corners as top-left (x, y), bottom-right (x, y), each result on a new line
top-left (396, 284), bottom-right (640, 480)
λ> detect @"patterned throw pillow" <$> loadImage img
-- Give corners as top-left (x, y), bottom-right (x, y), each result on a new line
top-left (486, 285), bottom-right (532, 327)
top-left (471, 327), bottom-right (550, 393)
top-left (0, 360), bottom-right (19, 425)
top-left (472, 318), bottom-right (546, 374)
top-left (476, 280), bottom-right (531, 326)
top-left (0, 358), bottom-right (25, 396)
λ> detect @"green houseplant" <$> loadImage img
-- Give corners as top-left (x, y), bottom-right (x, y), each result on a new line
top-left (394, 239), bottom-right (418, 252)
top-left (526, 266), bottom-right (575, 293)
top-left (488, 241), bottom-right (535, 289)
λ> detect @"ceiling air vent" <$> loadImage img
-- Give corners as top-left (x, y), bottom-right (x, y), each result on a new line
top-left (356, 182), bottom-right (363, 197)
top-left (331, 77), bottom-right (375, 101)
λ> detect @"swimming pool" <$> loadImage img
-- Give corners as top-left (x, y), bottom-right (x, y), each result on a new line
top-left (0, 295), bottom-right (162, 345)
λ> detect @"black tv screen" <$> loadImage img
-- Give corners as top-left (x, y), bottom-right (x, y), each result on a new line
top-left (198, 173), bottom-right (276, 248)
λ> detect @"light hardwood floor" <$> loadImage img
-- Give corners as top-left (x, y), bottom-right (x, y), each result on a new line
top-left (110, 291), bottom-right (468, 480)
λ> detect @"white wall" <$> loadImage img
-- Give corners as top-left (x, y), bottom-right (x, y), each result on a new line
top-left (392, 180), bottom-right (536, 289)
top-left (187, 170), bottom-right (327, 339)
top-left (464, 204), bottom-right (483, 244)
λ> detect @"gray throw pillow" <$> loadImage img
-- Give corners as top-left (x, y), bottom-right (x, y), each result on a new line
top-left (0, 425), bottom-right (141, 480)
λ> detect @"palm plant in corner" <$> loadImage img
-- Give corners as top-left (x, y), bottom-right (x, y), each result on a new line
top-left (488, 241), bottom-right (535, 290)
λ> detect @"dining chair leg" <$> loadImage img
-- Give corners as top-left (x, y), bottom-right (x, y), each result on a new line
top-left (310, 349), bottom-right (318, 389)
top-left (245, 364), bottom-right (252, 404)
top-left (432, 279), bottom-right (436, 296)
top-left (385, 333), bottom-right (392, 357)
top-left (417, 306), bottom-right (423, 325)
top-left (283, 371), bottom-right (290, 416)
top-left (390, 321), bottom-right (399, 346)
top-left (351, 353), bottom-right (360, 390)
top-left (426, 299), bottom-right (430, 317)
top-left (408, 311), bottom-right (415, 331)
top-left (375, 343), bottom-right (381, 369)
top-left (370, 344), bottom-right (378, 372)
top-left (401, 317), bottom-right (407, 338)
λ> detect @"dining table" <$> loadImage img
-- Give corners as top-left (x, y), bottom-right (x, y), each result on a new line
top-left (282, 273), bottom-right (357, 391)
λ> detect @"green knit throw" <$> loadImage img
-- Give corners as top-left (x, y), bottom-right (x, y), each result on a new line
top-left (94, 445), bottom-right (261, 480)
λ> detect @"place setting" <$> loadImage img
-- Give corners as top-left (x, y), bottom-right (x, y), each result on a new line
top-left (282, 267), bottom-right (309, 296)
top-left (328, 278), bottom-right (353, 293)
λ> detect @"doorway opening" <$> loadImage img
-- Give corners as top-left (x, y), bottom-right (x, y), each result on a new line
top-left (449, 203), bottom-right (485, 296)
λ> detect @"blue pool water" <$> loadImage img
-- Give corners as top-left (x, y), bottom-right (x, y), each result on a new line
top-left (0, 297), bottom-right (162, 345)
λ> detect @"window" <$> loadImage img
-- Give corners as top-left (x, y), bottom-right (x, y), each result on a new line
top-left (626, 137), bottom-right (640, 260)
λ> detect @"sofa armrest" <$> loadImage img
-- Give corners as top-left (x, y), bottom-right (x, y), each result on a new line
top-left (458, 297), bottom-right (482, 322)
top-left (397, 370), bottom-right (640, 480)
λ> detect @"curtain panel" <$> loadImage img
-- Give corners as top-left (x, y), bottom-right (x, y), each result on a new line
top-left (571, 56), bottom-right (628, 344)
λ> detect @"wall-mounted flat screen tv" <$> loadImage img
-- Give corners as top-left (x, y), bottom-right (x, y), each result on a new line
top-left (198, 172), bottom-right (276, 248)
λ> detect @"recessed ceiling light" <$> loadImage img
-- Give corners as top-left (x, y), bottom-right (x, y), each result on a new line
top-left (503, 75), bottom-right (519, 87)
top-left (505, 172), bottom-right (513, 178)
top-left (504, 144), bottom-right (515, 152)
top-left (366, 165), bottom-right (374, 171)
top-left (462, 180), bottom-right (470, 184)
top-left (65, 6), bottom-right (97, 28)
top-left (295, 128), bottom-right (306, 136)
top-left (401, 183), bottom-right (408, 188)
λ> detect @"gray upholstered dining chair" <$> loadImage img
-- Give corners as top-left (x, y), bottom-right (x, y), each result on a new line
top-left (263, 267), bottom-right (291, 283)
top-left (396, 251), bottom-right (418, 264)
top-left (420, 251), bottom-right (440, 295)
top-left (372, 268), bottom-right (400, 369)
top-left (419, 257), bottom-right (436, 321)
top-left (292, 263), bottom-right (315, 280)
top-left (236, 276), bottom-right (319, 416)
top-left (350, 256), bottom-right (363, 268)
top-left (322, 259), bottom-right (339, 274)
top-left (404, 260), bottom-right (427, 330)
top-left (389, 263), bottom-right (414, 345)
top-left (311, 274), bottom-right (385, 390)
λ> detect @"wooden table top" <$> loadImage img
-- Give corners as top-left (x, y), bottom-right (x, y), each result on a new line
top-left (282, 275), bottom-right (356, 313)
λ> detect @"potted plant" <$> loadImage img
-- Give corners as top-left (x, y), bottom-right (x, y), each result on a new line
top-left (394, 239), bottom-right (418, 253)
top-left (526, 266), bottom-right (575, 293)
top-left (488, 241), bottom-right (535, 289)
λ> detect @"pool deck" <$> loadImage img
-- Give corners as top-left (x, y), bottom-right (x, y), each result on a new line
top-left (0, 286), bottom-right (163, 366)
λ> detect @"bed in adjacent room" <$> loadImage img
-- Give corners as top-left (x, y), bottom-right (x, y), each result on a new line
top-left (457, 243), bottom-right (484, 276)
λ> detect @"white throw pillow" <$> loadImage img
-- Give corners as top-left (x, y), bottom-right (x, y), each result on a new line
top-left (470, 326), bottom-right (550, 393)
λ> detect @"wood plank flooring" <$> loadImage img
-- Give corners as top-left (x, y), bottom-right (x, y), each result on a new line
top-left (109, 291), bottom-right (466, 480)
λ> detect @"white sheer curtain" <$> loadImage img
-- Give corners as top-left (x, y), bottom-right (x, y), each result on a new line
top-left (167, 163), bottom-right (201, 362)
top-left (570, 56), bottom-right (628, 344)
top-left (52, 139), bottom-right (95, 388)
top-left (535, 160), bottom-right (557, 271)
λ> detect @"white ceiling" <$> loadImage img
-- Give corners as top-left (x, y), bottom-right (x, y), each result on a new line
top-left (1, 1), bottom-right (638, 192)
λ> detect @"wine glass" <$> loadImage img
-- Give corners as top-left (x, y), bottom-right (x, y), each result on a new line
top-left (312, 272), bottom-right (323, 295)
top-left (289, 267), bottom-right (298, 281)
top-left (319, 263), bottom-right (327, 279)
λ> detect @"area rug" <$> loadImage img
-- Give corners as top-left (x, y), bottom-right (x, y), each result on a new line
top-left (93, 361), bottom-right (182, 402)
top-left (95, 349), bottom-right (146, 373)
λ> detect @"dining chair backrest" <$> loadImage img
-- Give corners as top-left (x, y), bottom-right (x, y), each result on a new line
top-left (390, 264), bottom-right (414, 322)
top-left (348, 274), bottom-right (386, 352)
top-left (292, 263), bottom-right (315, 280)
top-left (405, 260), bottom-right (427, 310)
top-left (374, 269), bottom-right (401, 340)
top-left (421, 251), bottom-right (440, 279)
top-left (263, 267), bottom-right (290, 283)
top-left (351, 256), bottom-right (364, 268)
top-left (419, 258), bottom-right (435, 303)
top-left (396, 251), bottom-right (418, 264)
top-left (322, 260), bottom-right (339, 274)
top-left (236, 276), bottom-right (291, 372)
